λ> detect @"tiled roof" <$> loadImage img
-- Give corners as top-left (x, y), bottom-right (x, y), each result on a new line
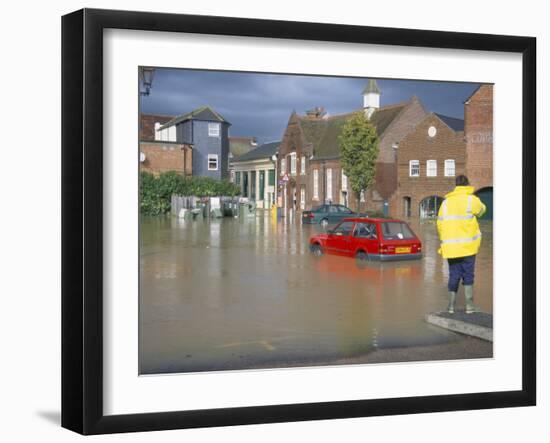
top-left (229, 137), bottom-right (257, 157)
top-left (300, 102), bottom-right (407, 160)
top-left (231, 141), bottom-right (280, 162)
top-left (160, 106), bottom-right (229, 129)
top-left (435, 113), bottom-right (464, 132)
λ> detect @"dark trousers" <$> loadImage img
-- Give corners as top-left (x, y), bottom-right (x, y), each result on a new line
top-left (447, 255), bottom-right (476, 292)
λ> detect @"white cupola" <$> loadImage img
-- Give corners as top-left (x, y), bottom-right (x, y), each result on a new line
top-left (362, 79), bottom-right (381, 119)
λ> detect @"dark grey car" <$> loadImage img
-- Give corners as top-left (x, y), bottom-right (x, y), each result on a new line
top-left (302, 204), bottom-right (354, 228)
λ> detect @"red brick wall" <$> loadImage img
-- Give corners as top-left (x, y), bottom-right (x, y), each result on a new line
top-left (464, 85), bottom-right (493, 190)
top-left (277, 113), bottom-right (312, 209)
top-left (395, 114), bottom-right (466, 218)
top-left (377, 97), bottom-right (427, 164)
top-left (277, 98), bottom-right (427, 213)
top-left (139, 114), bottom-right (174, 141)
top-left (139, 142), bottom-right (192, 175)
top-left (360, 97), bottom-right (427, 213)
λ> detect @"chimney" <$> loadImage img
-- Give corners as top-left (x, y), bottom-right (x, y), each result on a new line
top-left (305, 106), bottom-right (327, 120)
top-left (362, 79), bottom-right (381, 119)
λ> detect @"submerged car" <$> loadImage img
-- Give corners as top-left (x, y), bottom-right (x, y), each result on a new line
top-left (309, 217), bottom-right (422, 261)
top-left (302, 204), bottom-right (355, 227)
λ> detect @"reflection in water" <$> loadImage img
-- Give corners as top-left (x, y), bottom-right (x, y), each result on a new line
top-left (139, 215), bottom-right (493, 374)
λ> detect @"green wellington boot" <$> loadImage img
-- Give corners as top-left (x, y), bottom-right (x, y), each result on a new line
top-left (464, 285), bottom-right (480, 314)
top-left (447, 291), bottom-right (456, 314)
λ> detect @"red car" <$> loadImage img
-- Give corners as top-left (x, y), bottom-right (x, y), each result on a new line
top-left (309, 217), bottom-right (422, 261)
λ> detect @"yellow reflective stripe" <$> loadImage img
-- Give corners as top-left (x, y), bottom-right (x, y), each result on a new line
top-left (438, 214), bottom-right (474, 221)
top-left (441, 200), bottom-right (447, 217)
top-left (467, 195), bottom-right (472, 214)
top-left (441, 233), bottom-right (482, 244)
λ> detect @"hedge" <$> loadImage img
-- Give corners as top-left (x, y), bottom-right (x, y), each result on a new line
top-left (140, 171), bottom-right (240, 215)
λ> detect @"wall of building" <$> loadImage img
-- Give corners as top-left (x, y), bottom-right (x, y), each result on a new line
top-left (176, 120), bottom-right (193, 145)
top-left (465, 84), bottom-right (493, 191)
top-left (377, 97), bottom-right (427, 164)
top-left (139, 114), bottom-right (174, 141)
top-left (395, 114), bottom-right (466, 218)
top-left (232, 161), bottom-right (276, 209)
top-left (139, 141), bottom-right (192, 176)
top-left (361, 97), bottom-right (428, 214)
top-left (183, 120), bottom-right (229, 180)
top-left (277, 113), bottom-right (312, 210)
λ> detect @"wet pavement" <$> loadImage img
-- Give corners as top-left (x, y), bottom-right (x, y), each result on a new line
top-left (139, 213), bottom-right (493, 374)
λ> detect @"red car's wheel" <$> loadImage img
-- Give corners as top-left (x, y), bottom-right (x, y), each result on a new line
top-left (355, 250), bottom-right (369, 267)
top-left (310, 243), bottom-right (323, 256)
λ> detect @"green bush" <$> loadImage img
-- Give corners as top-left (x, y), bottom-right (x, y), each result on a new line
top-left (140, 171), bottom-right (240, 215)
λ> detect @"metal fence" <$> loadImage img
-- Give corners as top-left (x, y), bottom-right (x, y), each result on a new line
top-left (171, 195), bottom-right (242, 217)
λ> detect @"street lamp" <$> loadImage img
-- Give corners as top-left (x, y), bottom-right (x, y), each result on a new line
top-left (139, 67), bottom-right (155, 96)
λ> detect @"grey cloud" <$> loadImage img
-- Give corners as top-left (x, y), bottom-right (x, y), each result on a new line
top-left (141, 68), bottom-right (480, 144)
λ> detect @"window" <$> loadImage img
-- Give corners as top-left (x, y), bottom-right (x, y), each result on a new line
top-left (207, 154), bottom-right (219, 171)
top-left (290, 153), bottom-right (297, 175)
top-left (382, 222), bottom-right (415, 240)
top-left (409, 160), bottom-right (420, 177)
top-left (337, 205), bottom-right (352, 214)
top-left (326, 168), bottom-right (333, 202)
top-left (354, 222), bottom-right (378, 239)
top-left (313, 169), bottom-right (319, 200)
top-left (235, 171), bottom-right (241, 185)
top-left (332, 221), bottom-right (354, 236)
top-left (300, 187), bottom-right (305, 210)
top-left (445, 159), bottom-right (456, 177)
top-left (301, 156), bottom-right (306, 174)
top-left (208, 123), bottom-right (220, 137)
top-left (280, 158), bottom-right (286, 176)
top-left (427, 160), bottom-right (437, 177)
top-left (268, 169), bottom-right (275, 186)
top-left (341, 170), bottom-right (348, 191)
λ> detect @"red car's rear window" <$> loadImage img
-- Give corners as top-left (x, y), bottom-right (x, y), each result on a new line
top-left (381, 222), bottom-right (415, 240)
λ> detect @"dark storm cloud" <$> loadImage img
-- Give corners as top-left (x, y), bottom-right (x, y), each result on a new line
top-left (140, 68), bottom-right (480, 144)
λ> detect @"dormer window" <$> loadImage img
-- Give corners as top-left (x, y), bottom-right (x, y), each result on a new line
top-left (208, 123), bottom-right (220, 137)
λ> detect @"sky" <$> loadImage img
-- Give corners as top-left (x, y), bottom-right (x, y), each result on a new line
top-left (140, 68), bottom-right (481, 144)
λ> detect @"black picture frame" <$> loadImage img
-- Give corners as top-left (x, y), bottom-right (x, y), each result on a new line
top-left (62, 8), bottom-right (536, 435)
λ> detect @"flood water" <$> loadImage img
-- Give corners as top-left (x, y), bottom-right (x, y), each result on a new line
top-left (139, 213), bottom-right (493, 374)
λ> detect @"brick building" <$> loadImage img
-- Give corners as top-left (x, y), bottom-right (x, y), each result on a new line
top-left (276, 80), bottom-right (427, 214)
top-left (465, 85), bottom-right (493, 190)
top-left (394, 85), bottom-right (494, 219)
top-left (465, 85), bottom-right (493, 219)
top-left (139, 141), bottom-right (193, 176)
top-left (139, 113), bottom-right (174, 141)
top-left (395, 113), bottom-right (466, 218)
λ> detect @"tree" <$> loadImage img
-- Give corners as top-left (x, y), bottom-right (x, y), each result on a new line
top-left (339, 111), bottom-right (379, 211)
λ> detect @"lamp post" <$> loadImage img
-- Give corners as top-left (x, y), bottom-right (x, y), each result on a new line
top-left (139, 67), bottom-right (155, 96)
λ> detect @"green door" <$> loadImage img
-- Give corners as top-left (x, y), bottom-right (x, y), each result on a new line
top-left (476, 187), bottom-right (493, 220)
top-left (259, 171), bottom-right (265, 202)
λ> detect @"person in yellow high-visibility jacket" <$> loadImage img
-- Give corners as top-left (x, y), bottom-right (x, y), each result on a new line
top-left (437, 175), bottom-right (486, 314)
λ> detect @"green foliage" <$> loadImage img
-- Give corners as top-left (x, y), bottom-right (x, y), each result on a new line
top-left (139, 171), bottom-right (241, 215)
top-left (339, 111), bottom-right (379, 208)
